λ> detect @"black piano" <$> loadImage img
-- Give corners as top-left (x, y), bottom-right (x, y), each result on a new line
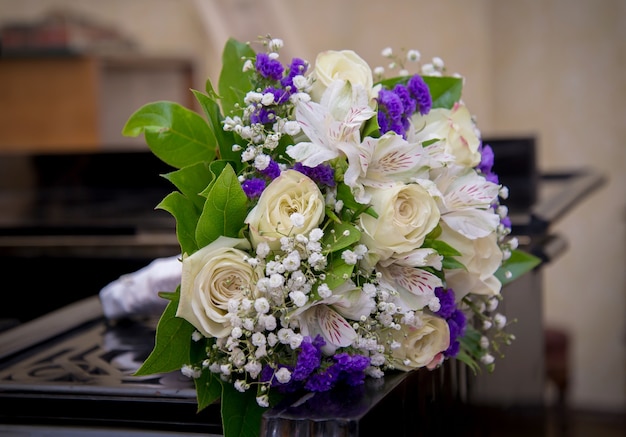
top-left (0, 139), bottom-right (605, 436)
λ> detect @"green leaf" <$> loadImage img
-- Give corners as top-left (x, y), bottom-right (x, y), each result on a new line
top-left (323, 257), bottom-right (355, 290)
top-left (221, 383), bottom-right (266, 437)
top-left (195, 371), bottom-right (222, 412)
top-left (157, 191), bottom-right (200, 255)
top-left (335, 182), bottom-right (378, 219)
top-left (196, 164), bottom-right (248, 247)
top-left (192, 87), bottom-right (241, 168)
top-left (495, 249), bottom-right (542, 286)
top-left (164, 162), bottom-right (214, 212)
top-left (122, 101), bottom-right (216, 168)
top-left (422, 239), bottom-right (461, 257)
top-left (422, 76), bottom-right (463, 109)
top-left (321, 221), bottom-right (361, 253)
top-left (218, 38), bottom-right (256, 117)
top-left (442, 257), bottom-right (466, 271)
top-left (134, 289), bottom-right (195, 376)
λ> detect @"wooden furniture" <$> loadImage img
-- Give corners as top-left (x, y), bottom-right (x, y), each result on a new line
top-left (0, 55), bottom-right (195, 152)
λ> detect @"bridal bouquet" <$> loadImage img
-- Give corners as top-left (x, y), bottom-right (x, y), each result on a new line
top-left (123, 36), bottom-right (540, 437)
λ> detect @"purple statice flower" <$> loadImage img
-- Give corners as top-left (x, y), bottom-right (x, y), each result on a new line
top-left (280, 57), bottom-right (308, 90)
top-left (255, 52), bottom-right (284, 81)
top-left (241, 178), bottom-right (266, 199)
top-left (500, 215), bottom-right (512, 230)
top-left (435, 287), bottom-right (456, 319)
top-left (407, 74), bottom-right (432, 115)
top-left (377, 88), bottom-right (405, 137)
top-left (263, 86), bottom-right (290, 105)
top-left (445, 308), bottom-right (467, 358)
top-left (249, 106), bottom-right (277, 125)
top-left (332, 353), bottom-right (370, 387)
top-left (393, 83), bottom-right (417, 118)
top-left (434, 287), bottom-right (467, 358)
top-left (260, 159), bottom-right (281, 180)
top-left (260, 363), bottom-right (300, 393)
top-left (477, 143), bottom-right (500, 184)
top-left (292, 335), bottom-right (324, 381)
top-left (293, 162), bottom-right (335, 187)
top-left (304, 363), bottom-right (342, 392)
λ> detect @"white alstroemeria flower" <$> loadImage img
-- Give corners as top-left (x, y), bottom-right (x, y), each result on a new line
top-left (286, 81), bottom-right (375, 167)
top-left (341, 132), bottom-right (425, 204)
top-left (294, 304), bottom-right (358, 354)
top-left (376, 261), bottom-right (443, 313)
top-left (411, 102), bottom-right (481, 167)
top-left (431, 165), bottom-right (501, 239)
top-left (287, 280), bottom-right (371, 354)
top-left (380, 247), bottom-right (443, 271)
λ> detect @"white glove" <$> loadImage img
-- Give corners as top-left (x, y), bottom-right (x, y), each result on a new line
top-left (99, 255), bottom-right (182, 320)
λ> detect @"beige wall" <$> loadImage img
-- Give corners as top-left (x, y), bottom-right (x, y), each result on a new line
top-left (1, 0), bottom-right (623, 413)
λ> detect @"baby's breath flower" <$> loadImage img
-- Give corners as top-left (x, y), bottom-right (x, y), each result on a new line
top-left (289, 290), bottom-right (307, 307)
top-left (256, 395), bottom-right (269, 408)
top-left (494, 313), bottom-right (507, 329)
top-left (234, 379), bottom-right (248, 392)
top-left (275, 367), bottom-right (292, 384)
top-left (406, 49), bottom-right (421, 62)
top-left (181, 364), bottom-right (201, 379)
top-left (480, 353), bottom-right (495, 365)
top-left (254, 297), bottom-right (270, 314)
top-left (290, 212), bottom-right (305, 228)
top-left (317, 283), bottom-right (332, 298)
top-left (381, 47), bottom-right (393, 58)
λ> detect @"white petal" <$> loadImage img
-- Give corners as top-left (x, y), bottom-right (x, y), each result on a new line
top-left (441, 209), bottom-right (500, 239)
top-left (316, 305), bottom-right (357, 347)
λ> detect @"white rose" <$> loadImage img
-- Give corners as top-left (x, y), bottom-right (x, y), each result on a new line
top-left (245, 170), bottom-right (325, 251)
top-left (389, 314), bottom-right (450, 370)
top-left (439, 222), bottom-right (503, 298)
top-left (310, 50), bottom-right (377, 104)
top-left (177, 236), bottom-right (259, 338)
top-left (359, 182), bottom-right (440, 261)
top-left (411, 102), bottom-right (481, 167)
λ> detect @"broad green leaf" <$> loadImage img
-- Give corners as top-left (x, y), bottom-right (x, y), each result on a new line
top-left (442, 257), bottom-right (466, 271)
top-left (196, 164), bottom-right (248, 247)
top-left (134, 290), bottom-right (194, 376)
top-left (122, 101), bottom-right (216, 168)
top-left (457, 325), bottom-right (483, 374)
top-left (157, 191), bottom-right (200, 255)
top-left (423, 76), bottom-right (463, 109)
top-left (195, 371), bottom-right (222, 412)
top-left (221, 382), bottom-right (266, 437)
top-left (422, 239), bottom-right (462, 257)
top-left (192, 87), bottom-right (241, 168)
top-left (323, 257), bottom-right (355, 290)
top-left (163, 162), bottom-right (213, 211)
top-left (335, 182), bottom-right (378, 219)
top-left (321, 221), bottom-right (361, 253)
top-left (361, 113), bottom-right (381, 139)
top-left (495, 249), bottom-right (542, 286)
top-left (218, 38), bottom-right (256, 117)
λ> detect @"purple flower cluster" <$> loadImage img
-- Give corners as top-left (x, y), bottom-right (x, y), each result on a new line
top-left (280, 58), bottom-right (308, 90)
top-left (477, 143), bottom-right (511, 229)
top-left (377, 75), bottom-right (432, 138)
top-left (241, 160), bottom-right (281, 200)
top-left (434, 287), bottom-right (467, 358)
top-left (260, 335), bottom-right (370, 394)
top-left (255, 53), bottom-right (284, 81)
top-left (293, 162), bottom-right (335, 188)
top-left (304, 352), bottom-right (370, 392)
top-left (250, 55), bottom-right (308, 126)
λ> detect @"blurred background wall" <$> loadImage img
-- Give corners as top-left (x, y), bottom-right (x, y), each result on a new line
top-left (0, 0), bottom-right (623, 415)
